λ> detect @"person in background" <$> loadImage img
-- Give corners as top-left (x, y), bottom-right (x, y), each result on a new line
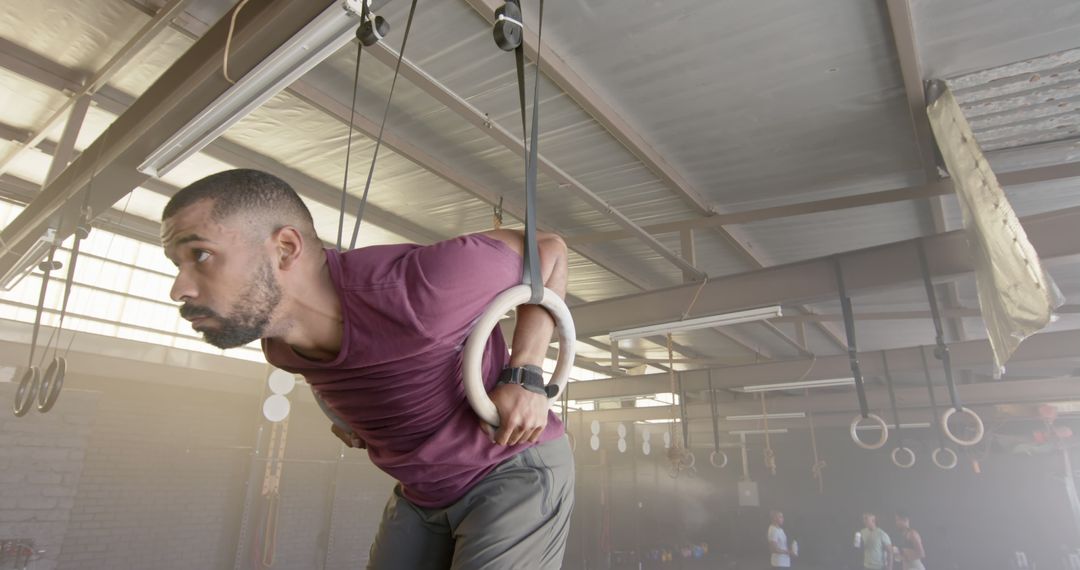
top-left (857, 512), bottom-right (893, 570)
top-left (768, 510), bottom-right (793, 568)
top-left (894, 511), bottom-right (926, 570)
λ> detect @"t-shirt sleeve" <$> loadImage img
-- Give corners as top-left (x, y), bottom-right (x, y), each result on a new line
top-left (405, 234), bottom-right (523, 338)
top-left (881, 531), bottom-right (892, 546)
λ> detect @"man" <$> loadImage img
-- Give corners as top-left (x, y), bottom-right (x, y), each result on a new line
top-left (767, 510), bottom-right (793, 568)
top-left (858, 513), bottom-right (893, 570)
top-left (160, 169), bottom-right (574, 569)
top-left (894, 512), bottom-right (926, 570)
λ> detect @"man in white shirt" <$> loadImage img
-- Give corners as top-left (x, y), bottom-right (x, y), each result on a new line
top-left (768, 510), bottom-right (793, 568)
top-left (858, 512), bottom-right (893, 570)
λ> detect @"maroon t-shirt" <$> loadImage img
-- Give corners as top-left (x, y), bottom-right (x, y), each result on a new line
top-left (263, 234), bottom-right (564, 508)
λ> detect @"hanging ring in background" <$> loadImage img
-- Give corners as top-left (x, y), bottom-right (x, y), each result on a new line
top-left (941, 406), bottom-right (985, 446)
top-left (462, 285), bottom-right (576, 427)
top-left (849, 413), bottom-right (889, 450)
top-left (709, 449), bottom-right (728, 468)
top-left (891, 446), bottom-right (916, 469)
top-left (13, 367), bottom-right (40, 417)
top-left (932, 447), bottom-right (958, 470)
top-left (37, 356), bottom-right (66, 413)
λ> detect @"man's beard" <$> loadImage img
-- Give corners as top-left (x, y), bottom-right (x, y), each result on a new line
top-left (180, 262), bottom-right (282, 349)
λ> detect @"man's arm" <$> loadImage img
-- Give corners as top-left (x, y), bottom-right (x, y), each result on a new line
top-left (477, 229), bottom-right (569, 446)
top-left (330, 423), bottom-right (366, 449)
top-left (906, 530), bottom-right (925, 560)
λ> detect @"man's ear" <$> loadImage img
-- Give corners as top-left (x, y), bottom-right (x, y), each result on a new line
top-left (272, 226), bottom-right (305, 270)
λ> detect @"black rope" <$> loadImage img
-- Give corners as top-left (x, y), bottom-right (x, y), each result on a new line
top-left (920, 345), bottom-right (947, 448)
top-left (882, 350), bottom-right (903, 443)
top-left (337, 39), bottom-right (364, 251)
top-left (834, 258), bottom-right (869, 418)
top-left (348, 0), bottom-right (421, 250)
top-left (916, 239), bottom-right (962, 411)
top-left (513, 0), bottom-right (546, 304)
top-left (708, 370), bottom-right (720, 453)
top-left (28, 246), bottom-right (58, 369)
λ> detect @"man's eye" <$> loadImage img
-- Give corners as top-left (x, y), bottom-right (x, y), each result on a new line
top-left (195, 250), bottom-right (211, 263)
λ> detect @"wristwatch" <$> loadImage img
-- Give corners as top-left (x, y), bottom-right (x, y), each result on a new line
top-left (496, 365), bottom-right (559, 398)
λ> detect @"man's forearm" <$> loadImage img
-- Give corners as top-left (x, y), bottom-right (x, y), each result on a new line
top-left (509, 234), bottom-right (568, 368)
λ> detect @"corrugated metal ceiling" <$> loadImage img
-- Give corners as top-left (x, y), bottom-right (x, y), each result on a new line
top-left (0, 0), bottom-right (1077, 379)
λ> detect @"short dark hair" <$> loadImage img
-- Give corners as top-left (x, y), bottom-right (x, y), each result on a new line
top-left (162, 169), bottom-right (318, 244)
top-left (895, 510), bottom-right (910, 520)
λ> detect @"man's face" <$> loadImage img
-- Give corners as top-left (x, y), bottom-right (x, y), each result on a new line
top-left (864, 514), bottom-right (876, 529)
top-left (895, 516), bottom-right (909, 530)
top-left (162, 200), bottom-right (282, 349)
top-left (773, 512), bottom-right (784, 526)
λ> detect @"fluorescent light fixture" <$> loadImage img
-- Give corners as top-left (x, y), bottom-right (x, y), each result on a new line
top-left (855, 422), bottom-right (931, 431)
top-left (736, 378), bottom-right (855, 393)
top-left (609, 306), bottom-right (782, 342)
top-left (638, 418), bottom-right (681, 424)
top-left (138, 3), bottom-right (365, 177)
top-left (728, 428), bottom-right (789, 436)
top-left (1, 228), bottom-right (57, 291)
top-left (725, 412), bottom-right (806, 421)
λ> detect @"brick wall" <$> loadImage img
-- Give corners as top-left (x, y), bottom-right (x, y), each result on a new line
top-left (54, 376), bottom-right (256, 570)
top-left (0, 364), bottom-right (417, 570)
top-left (0, 382), bottom-right (99, 570)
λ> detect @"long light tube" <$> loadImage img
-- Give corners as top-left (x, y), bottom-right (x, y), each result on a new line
top-left (855, 422), bottom-right (931, 431)
top-left (138, 2), bottom-right (365, 177)
top-left (609, 306), bottom-right (782, 342)
top-left (728, 428), bottom-right (789, 435)
top-left (725, 412), bottom-right (806, 421)
top-left (736, 377), bottom-right (855, 393)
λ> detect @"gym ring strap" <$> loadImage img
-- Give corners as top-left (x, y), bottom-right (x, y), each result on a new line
top-left (464, 0), bottom-right (576, 427)
top-left (917, 239), bottom-right (983, 446)
top-left (883, 350), bottom-right (915, 467)
top-left (835, 258), bottom-right (887, 448)
top-left (15, 244), bottom-right (56, 417)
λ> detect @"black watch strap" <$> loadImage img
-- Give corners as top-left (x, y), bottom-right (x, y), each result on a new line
top-left (497, 365), bottom-right (559, 398)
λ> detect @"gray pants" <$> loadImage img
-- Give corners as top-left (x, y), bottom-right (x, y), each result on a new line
top-left (367, 435), bottom-right (575, 570)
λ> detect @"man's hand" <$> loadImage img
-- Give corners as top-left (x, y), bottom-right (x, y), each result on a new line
top-left (480, 383), bottom-right (550, 446)
top-left (330, 423), bottom-right (367, 449)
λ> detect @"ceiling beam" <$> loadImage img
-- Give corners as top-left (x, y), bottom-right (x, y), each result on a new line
top-left (563, 160), bottom-right (1080, 246)
top-left (0, 113), bottom-right (448, 248)
top-left (0, 0), bottom-right (347, 281)
top-left (571, 205), bottom-right (1080, 338)
top-left (773, 305), bottom-right (1080, 323)
top-left (0, 174), bottom-right (162, 244)
top-left (884, 0), bottom-right (938, 181)
top-left (566, 328), bottom-right (1080, 400)
top-left (363, 43), bottom-right (704, 280)
top-left (884, 0), bottom-right (968, 342)
top-left (570, 376), bottom-right (1080, 424)
top-left (0, 0), bottom-right (194, 180)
